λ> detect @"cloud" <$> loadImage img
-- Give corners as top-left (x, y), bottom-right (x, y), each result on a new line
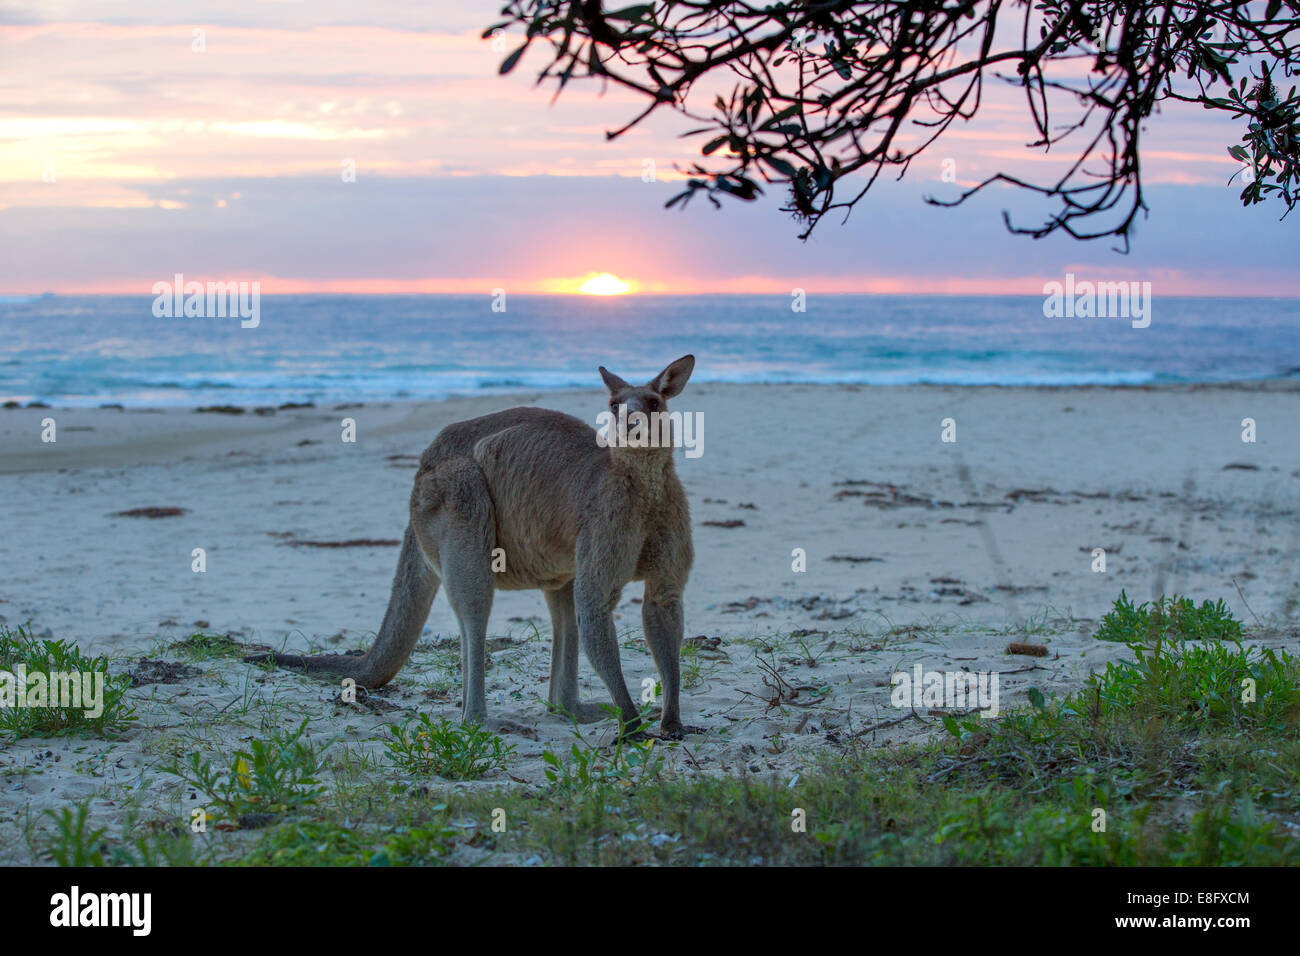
top-left (0, 1), bottom-right (1291, 294)
top-left (2, 172), bottom-right (1295, 295)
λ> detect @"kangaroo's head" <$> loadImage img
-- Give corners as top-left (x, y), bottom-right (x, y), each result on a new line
top-left (599, 354), bottom-right (695, 452)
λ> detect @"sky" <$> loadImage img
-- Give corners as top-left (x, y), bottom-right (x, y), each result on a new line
top-left (0, 0), bottom-right (1295, 295)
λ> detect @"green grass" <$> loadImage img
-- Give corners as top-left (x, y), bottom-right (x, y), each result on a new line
top-left (236, 819), bottom-right (459, 866)
top-left (383, 713), bottom-right (515, 780)
top-left (1094, 590), bottom-right (1244, 644)
top-left (454, 590), bottom-right (1298, 864)
top-left (168, 631), bottom-right (248, 661)
top-left (39, 805), bottom-right (110, 866)
top-left (542, 714), bottom-right (664, 794)
top-left (164, 718), bottom-right (327, 821)
top-left (0, 623), bottom-right (135, 738)
top-left (27, 592), bottom-right (1300, 866)
top-left (37, 803), bottom-right (224, 866)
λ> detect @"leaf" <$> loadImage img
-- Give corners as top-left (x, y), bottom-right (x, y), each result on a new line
top-left (606, 4), bottom-right (652, 21)
top-left (761, 104), bottom-right (801, 129)
top-left (1028, 687), bottom-right (1046, 712)
top-left (499, 43), bottom-right (529, 75)
top-left (762, 155), bottom-right (797, 177)
top-left (702, 135), bottom-right (729, 155)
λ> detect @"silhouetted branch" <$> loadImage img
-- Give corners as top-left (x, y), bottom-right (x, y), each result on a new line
top-left (488, 1), bottom-right (1300, 244)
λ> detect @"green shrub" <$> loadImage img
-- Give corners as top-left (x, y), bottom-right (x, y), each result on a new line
top-left (383, 713), bottom-right (514, 780)
top-left (167, 718), bottom-right (326, 819)
top-left (1095, 591), bottom-right (1243, 644)
top-left (0, 624), bottom-right (135, 738)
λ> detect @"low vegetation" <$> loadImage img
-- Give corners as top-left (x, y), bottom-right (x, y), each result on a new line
top-left (0, 623), bottom-right (135, 738)
top-left (383, 713), bottom-right (515, 780)
top-left (20, 593), bottom-right (1300, 865)
top-left (165, 718), bottom-right (327, 824)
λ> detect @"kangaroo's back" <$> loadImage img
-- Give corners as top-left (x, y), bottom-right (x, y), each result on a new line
top-left (418, 406), bottom-right (597, 466)
top-left (420, 406), bottom-right (612, 589)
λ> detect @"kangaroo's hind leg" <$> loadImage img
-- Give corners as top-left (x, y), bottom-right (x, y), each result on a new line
top-left (415, 457), bottom-right (496, 726)
top-left (544, 581), bottom-right (579, 714)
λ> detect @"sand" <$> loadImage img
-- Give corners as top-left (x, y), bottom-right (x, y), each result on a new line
top-left (2, 381), bottom-right (1298, 861)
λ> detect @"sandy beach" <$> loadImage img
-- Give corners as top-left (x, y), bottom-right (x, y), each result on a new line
top-left (2, 381), bottom-right (1298, 862)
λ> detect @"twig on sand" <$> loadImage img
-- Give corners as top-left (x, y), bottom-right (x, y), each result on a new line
top-left (927, 755), bottom-right (982, 782)
top-left (854, 704), bottom-right (990, 740)
top-left (681, 745), bottom-right (704, 771)
top-left (852, 711), bottom-right (920, 738)
top-left (1001, 663), bottom-right (1049, 675)
top-left (1231, 576), bottom-right (1264, 628)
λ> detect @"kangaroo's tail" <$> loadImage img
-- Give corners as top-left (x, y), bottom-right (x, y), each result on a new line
top-left (244, 524), bottom-right (439, 687)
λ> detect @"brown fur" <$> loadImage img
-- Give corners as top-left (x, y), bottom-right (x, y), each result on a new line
top-left (246, 356), bottom-right (699, 738)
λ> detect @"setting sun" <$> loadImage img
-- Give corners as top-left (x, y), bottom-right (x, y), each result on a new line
top-left (577, 272), bottom-right (633, 296)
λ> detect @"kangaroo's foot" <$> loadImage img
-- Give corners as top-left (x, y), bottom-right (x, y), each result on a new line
top-left (548, 700), bottom-right (621, 724)
top-left (492, 717), bottom-right (540, 740)
top-left (657, 721), bottom-right (707, 741)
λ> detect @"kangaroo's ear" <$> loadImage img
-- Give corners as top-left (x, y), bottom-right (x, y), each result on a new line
top-left (649, 354), bottom-right (694, 398)
top-left (599, 366), bottom-right (630, 393)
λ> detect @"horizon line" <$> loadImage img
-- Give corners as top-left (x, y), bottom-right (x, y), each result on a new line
top-left (5, 289), bottom-right (1298, 300)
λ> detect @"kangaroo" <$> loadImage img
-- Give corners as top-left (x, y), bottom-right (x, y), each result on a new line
top-left (246, 355), bottom-right (701, 739)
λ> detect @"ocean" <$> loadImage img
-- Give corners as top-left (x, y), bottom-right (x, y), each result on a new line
top-left (2, 293), bottom-right (1298, 407)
